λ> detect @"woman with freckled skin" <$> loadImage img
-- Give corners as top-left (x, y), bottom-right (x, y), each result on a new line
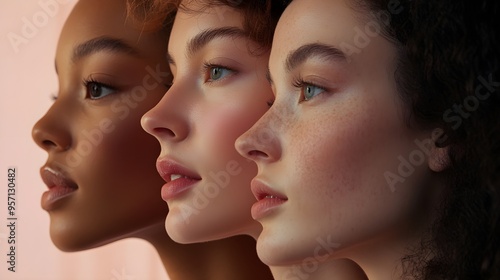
top-left (140, 0), bottom-right (368, 279)
top-left (236, 0), bottom-right (500, 279)
top-left (31, 0), bottom-right (275, 279)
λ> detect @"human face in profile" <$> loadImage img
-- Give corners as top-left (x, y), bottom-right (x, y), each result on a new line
top-left (32, 0), bottom-right (170, 251)
top-left (237, 0), bottom-right (447, 267)
top-left (142, 0), bottom-right (273, 243)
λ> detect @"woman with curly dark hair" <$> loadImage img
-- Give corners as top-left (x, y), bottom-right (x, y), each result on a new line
top-left (137, 0), bottom-right (369, 279)
top-left (236, 0), bottom-right (499, 279)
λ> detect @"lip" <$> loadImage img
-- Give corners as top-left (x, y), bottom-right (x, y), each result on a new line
top-left (250, 179), bottom-right (287, 220)
top-left (156, 158), bottom-right (201, 201)
top-left (40, 166), bottom-right (78, 211)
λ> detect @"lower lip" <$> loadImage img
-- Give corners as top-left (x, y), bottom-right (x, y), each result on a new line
top-left (251, 197), bottom-right (287, 220)
top-left (41, 185), bottom-right (77, 211)
top-left (161, 178), bottom-right (200, 201)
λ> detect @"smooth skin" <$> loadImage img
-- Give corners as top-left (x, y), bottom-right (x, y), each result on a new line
top-left (141, 0), bottom-right (273, 243)
top-left (236, 0), bottom-right (448, 279)
top-left (32, 0), bottom-right (272, 279)
top-left (142, 1), bottom-right (368, 279)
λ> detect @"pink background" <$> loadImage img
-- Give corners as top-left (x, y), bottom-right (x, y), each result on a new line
top-left (0, 1), bottom-right (168, 279)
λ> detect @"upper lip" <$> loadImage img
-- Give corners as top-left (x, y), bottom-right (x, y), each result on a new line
top-left (40, 166), bottom-right (78, 190)
top-left (251, 178), bottom-right (288, 201)
top-left (156, 157), bottom-right (201, 183)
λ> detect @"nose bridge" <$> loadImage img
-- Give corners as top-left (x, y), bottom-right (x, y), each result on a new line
top-left (256, 109), bottom-right (279, 147)
top-left (267, 100), bottom-right (293, 134)
top-left (237, 100), bottom-right (289, 162)
top-left (257, 100), bottom-right (292, 146)
top-left (141, 77), bottom-right (193, 141)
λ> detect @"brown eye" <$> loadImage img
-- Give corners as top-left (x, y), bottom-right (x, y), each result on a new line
top-left (85, 81), bottom-right (115, 99)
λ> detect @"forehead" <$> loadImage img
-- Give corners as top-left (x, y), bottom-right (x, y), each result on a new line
top-left (169, 2), bottom-right (244, 43)
top-left (270, 0), bottom-right (398, 75)
top-left (271, 0), bottom-right (358, 60)
top-left (58, 0), bottom-right (163, 59)
top-left (62, 0), bottom-right (129, 39)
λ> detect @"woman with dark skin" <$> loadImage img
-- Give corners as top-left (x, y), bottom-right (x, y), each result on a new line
top-left (32, 0), bottom-right (272, 279)
top-left (236, 0), bottom-right (499, 279)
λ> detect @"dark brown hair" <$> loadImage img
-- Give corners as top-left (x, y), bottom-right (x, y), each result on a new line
top-left (356, 0), bottom-right (500, 279)
top-left (128, 0), bottom-right (290, 52)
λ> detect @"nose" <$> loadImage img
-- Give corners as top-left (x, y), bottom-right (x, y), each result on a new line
top-left (32, 101), bottom-right (72, 153)
top-left (141, 82), bottom-right (190, 143)
top-left (235, 108), bottom-right (282, 164)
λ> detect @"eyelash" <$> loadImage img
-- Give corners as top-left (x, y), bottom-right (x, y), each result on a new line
top-left (82, 78), bottom-right (117, 100)
top-left (49, 79), bottom-right (117, 101)
top-left (202, 62), bottom-right (236, 84)
top-left (292, 77), bottom-right (328, 102)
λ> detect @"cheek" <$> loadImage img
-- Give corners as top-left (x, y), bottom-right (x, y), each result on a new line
top-left (285, 97), bottom-right (424, 239)
top-left (47, 94), bottom-right (166, 250)
top-left (77, 96), bottom-right (163, 192)
top-left (207, 107), bottom-right (265, 142)
top-left (198, 90), bottom-right (271, 152)
top-left (285, 104), bottom-right (370, 193)
top-left (293, 92), bottom-right (413, 186)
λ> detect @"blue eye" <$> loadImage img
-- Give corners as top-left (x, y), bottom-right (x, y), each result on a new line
top-left (204, 64), bottom-right (234, 83)
top-left (303, 84), bottom-right (325, 101)
top-left (293, 79), bottom-right (326, 102)
top-left (84, 81), bottom-right (115, 99)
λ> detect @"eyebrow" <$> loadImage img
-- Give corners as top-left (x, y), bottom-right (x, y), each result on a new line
top-left (72, 36), bottom-right (141, 62)
top-left (188, 27), bottom-right (247, 57)
top-left (168, 27), bottom-right (247, 66)
top-left (285, 43), bottom-right (347, 72)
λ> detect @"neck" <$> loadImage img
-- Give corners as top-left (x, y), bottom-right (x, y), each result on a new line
top-left (346, 234), bottom-right (419, 280)
top-left (345, 205), bottom-right (437, 280)
top-left (139, 223), bottom-right (273, 280)
top-left (270, 259), bottom-right (368, 280)
top-left (347, 174), bottom-right (446, 280)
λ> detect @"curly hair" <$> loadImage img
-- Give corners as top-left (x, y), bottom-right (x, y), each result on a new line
top-left (127, 0), bottom-right (498, 278)
top-left (355, 0), bottom-right (500, 279)
top-left (127, 0), bottom-right (290, 52)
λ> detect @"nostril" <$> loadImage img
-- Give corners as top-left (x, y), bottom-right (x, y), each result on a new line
top-left (42, 140), bottom-right (57, 149)
top-left (41, 140), bottom-right (56, 148)
top-left (153, 127), bottom-right (177, 138)
top-left (248, 150), bottom-right (268, 158)
top-left (42, 139), bottom-right (70, 151)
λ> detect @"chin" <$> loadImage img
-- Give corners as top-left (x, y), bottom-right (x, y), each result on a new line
top-left (165, 214), bottom-right (225, 244)
top-left (50, 229), bottom-right (108, 252)
top-left (256, 233), bottom-right (317, 267)
top-left (165, 215), bottom-right (201, 244)
top-left (256, 240), bottom-right (287, 266)
top-left (164, 204), bottom-right (205, 243)
top-left (48, 220), bottom-right (124, 252)
top-left (50, 232), bottom-right (99, 252)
